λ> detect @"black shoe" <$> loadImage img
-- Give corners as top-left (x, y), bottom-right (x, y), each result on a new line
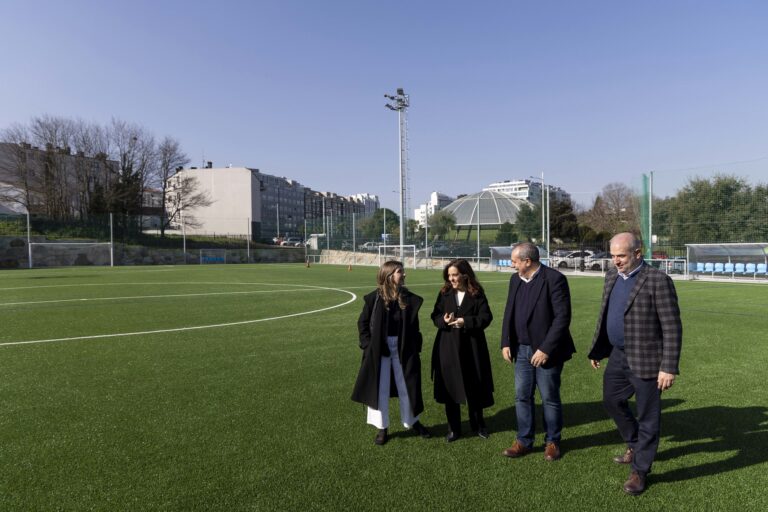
top-left (412, 421), bottom-right (432, 439)
top-left (374, 428), bottom-right (388, 446)
top-left (476, 427), bottom-right (490, 439)
top-left (446, 431), bottom-right (461, 443)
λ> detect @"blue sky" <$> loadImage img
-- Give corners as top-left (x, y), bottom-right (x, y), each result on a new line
top-left (2, 0), bottom-right (768, 210)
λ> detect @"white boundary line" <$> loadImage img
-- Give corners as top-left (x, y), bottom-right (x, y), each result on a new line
top-left (0, 285), bottom-right (357, 348)
top-left (0, 287), bottom-right (324, 307)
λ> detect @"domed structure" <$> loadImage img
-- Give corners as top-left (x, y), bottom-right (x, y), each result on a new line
top-left (442, 190), bottom-right (532, 226)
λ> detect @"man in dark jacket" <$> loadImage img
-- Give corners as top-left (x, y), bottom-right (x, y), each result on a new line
top-left (500, 242), bottom-right (575, 462)
top-left (588, 232), bottom-right (682, 496)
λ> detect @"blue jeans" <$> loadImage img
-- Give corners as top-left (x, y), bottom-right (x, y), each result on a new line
top-left (514, 344), bottom-right (564, 447)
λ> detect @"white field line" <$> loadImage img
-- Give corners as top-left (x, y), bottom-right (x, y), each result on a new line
top-left (0, 281), bottom-right (308, 292)
top-left (0, 287), bottom-right (323, 307)
top-left (0, 286), bottom-right (357, 348)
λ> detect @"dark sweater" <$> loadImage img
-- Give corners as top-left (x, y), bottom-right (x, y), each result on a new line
top-left (514, 275), bottom-right (537, 346)
top-left (606, 271), bottom-right (640, 348)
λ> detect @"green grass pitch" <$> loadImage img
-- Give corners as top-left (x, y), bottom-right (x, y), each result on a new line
top-left (1, 264), bottom-right (767, 510)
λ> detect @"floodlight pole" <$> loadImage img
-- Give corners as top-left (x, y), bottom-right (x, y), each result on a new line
top-left (648, 170), bottom-right (654, 260)
top-left (425, 210), bottom-right (429, 268)
top-left (528, 174), bottom-right (550, 257)
top-left (385, 88), bottom-right (410, 258)
top-left (26, 211), bottom-right (31, 268)
top-left (541, 172), bottom-right (546, 249)
top-left (383, 207), bottom-right (386, 244)
top-left (477, 193), bottom-right (481, 262)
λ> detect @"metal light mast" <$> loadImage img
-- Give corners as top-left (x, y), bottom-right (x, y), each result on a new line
top-left (385, 88), bottom-right (409, 257)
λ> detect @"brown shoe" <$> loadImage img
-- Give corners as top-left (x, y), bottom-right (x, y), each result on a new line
top-left (544, 442), bottom-right (561, 461)
top-left (502, 440), bottom-right (532, 458)
top-left (613, 447), bottom-right (634, 464)
top-left (623, 471), bottom-right (646, 496)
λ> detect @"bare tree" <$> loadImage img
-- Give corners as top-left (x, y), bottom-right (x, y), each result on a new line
top-left (580, 182), bottom-right (640, 235)
top-left (0, 124), bottom-right (39, 213)
top-left (108, 119), bottom-right (156, 216)
top-left (155, 136), bottom-right (191, 236)
top-left (165, 172), bottom-right (212, 231)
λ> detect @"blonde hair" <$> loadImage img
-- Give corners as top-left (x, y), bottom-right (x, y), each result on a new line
top-left (376, 260), bottom-right (407, 310)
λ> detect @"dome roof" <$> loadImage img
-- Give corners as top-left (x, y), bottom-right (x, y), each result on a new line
top-left (442, 190), bottom-right (532, 226)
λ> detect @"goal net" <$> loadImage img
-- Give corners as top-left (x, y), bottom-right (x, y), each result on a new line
top-left (199, 248), bottom-right (227, 264)
top-left (29, 242), bottom-right (113, 268)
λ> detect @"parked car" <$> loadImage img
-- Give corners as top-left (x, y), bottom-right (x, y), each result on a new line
top-left (280, 237), bottom-right (304, 247)
top-left (358, 241), bottom-right (380, 251)
top-left (549, 249), bottom-right (607, 270)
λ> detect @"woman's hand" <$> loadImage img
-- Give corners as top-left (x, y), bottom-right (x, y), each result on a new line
top-left (446, 313), bottom-right (464, 329)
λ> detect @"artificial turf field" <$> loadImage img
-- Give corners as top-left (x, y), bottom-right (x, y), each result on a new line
top-left (1, 263), bottom-right (767, 511)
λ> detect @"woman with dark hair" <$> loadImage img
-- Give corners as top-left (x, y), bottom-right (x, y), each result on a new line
top-left (352, 260), bottom-right (431, 445)
top-left (431, 258), bottom-right (494, 442)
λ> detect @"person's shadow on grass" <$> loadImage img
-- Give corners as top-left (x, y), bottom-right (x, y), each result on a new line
top-left (487, 400), bottom-right (768, 481)
top-left (485, 399), bottom-right (684, 446)
top-left (652, 404), bottom-right (768, 482)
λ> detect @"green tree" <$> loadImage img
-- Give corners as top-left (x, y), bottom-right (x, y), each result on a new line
top-left (357, 208), bottom-right (399, 240)
top-left (429, 210), bottom-right (456, 239)
top-left (550, 198), bottom-right (579, 241)
top-left (494, 221), bottom-right (516, 245)
top-left (668, 175), bottom-right (758, 244)
top-left (515, 204), bottom-right (540, 242)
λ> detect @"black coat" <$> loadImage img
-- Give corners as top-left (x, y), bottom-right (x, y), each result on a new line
top-left (351, 289), bottom-right (425, 415)
top-left (499, 264), bottom-right (575, 368)
top-left (430, 289), bottom-right (494, 408)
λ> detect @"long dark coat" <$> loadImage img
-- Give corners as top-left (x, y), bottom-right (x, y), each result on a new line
top-left (351, 288), bottom-right (425, 416)
top-left (430, 289), bottom-right (494, 409)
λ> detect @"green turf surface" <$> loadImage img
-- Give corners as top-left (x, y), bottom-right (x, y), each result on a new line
top-left (1, 264), bottom-right (767, 510)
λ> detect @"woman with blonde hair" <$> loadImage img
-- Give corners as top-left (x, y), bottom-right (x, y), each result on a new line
top-left (352, 260), bottom-right (431, 445)
top-left (431, 258), bottom-right (494, 442)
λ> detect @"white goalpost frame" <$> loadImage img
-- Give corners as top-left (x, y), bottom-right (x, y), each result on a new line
top-left (378, 244), bottom-right (417, 269)
top-left (199, 248), bottom-right (228, 264)
top-left (28, 242), bottom-right (114, 269)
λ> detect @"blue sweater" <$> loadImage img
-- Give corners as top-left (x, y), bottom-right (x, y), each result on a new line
top-left (606, 271), bottom-right (640, 348)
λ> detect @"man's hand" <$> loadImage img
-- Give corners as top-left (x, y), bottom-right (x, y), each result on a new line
top-left (502, 347), bottom-right (513, 364)
top-left (530, 349), bottom-right (549, 367)
top-left (658, 371), bottom-right (676, 391)
top-left (590, 359), bottom-right (601, 369)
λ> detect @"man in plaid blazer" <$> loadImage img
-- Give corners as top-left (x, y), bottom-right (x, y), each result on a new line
top-left (588, 232), bottom-right (682, 496)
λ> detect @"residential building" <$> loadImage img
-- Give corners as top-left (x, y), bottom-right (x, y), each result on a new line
top-left (172, 165), bottom-right (378, 241)
top-left (484, 179), bottom-right (571, 205)
top-left (414, 191), bottom-right (455, 227)
top-left (169, 167), bottom-right (262, 238)
top-left (0, 142), bottom-right (119, 216)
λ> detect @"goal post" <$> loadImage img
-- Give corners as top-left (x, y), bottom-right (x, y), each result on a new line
top-left (378, 244), bottom-right (417, 269)
top-left (29, 242), bottom-right (114, 268)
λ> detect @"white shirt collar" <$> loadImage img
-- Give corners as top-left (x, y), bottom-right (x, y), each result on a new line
top-left (618, 261), bottom-right (644, 280)
top-left (519, 264), bottom-right (541, 284)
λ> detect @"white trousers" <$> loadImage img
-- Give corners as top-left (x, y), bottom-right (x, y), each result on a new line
top-left (366, 336), bottom-right (418, 429)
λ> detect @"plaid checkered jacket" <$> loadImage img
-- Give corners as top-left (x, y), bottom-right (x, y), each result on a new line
top-left (588, 263), bottom-right (682, 379)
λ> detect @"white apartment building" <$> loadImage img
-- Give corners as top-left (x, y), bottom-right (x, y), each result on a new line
top-left (170, 167), bottom-right (262, 237)
top-left (414, 191), bottom-right (455, 228)
top-left (171, 166), bottom-right (379, 241)
top-left (348, 193), bottom-right (380, 216)
top-left (484, 179), bottom-right (570, 205)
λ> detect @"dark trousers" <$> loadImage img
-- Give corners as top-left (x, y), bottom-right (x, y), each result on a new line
top-left (445, 401), bottom-right (485, 434)
top-left (603, 348), bottom-right (662, 475)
